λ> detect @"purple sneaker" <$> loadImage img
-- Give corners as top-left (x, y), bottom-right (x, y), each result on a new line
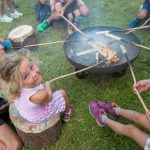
top-left (89, 101), bottom-right (105, 127)
top-left (61, 106), bottom-right (74, 122)
top-left (97, 101), bottom-right (120, 119)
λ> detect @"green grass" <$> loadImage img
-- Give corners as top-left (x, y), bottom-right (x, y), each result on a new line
top-left (1, 0), bottom-right (150, 150)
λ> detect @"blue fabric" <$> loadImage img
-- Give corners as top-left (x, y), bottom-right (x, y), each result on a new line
top-left (35, 1), bottom-right (51, 23)
top-left (143, 0), bottom-right (150, 11)
top-left (2, 40), bottom-right (12, 51)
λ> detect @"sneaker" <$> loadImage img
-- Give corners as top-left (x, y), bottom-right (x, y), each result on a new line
top-left (89, 101), bottom-right (105, 127)
top-left (0, 15), bottom-right (13, 22)
top-left (37, 20), bottom-right (49, 32)
top-left (97, 100), bottom-right (120, 119)
top-left (61, 106), bottom-right (74, 122)
top-left (128, 19), bottom-right (140, 28)
top-left (10, 10), bottom-right (23, 18)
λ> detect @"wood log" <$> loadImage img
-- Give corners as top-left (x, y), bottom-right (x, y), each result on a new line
top-left (9, 103), bottom-right (62, 149)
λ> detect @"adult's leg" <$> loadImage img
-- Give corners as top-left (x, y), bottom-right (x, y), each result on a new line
top-left (0, 123), bottom-right (22, 150)
top-left (117, 108), bottom-right (150, 130)
top-left (5, 0), bottom-right (15, 12)
top-left (0, 0), bottom-right (4, 17)
top-left (77, 0), bottom-right (89, 16)
top-left (105, 118), bottom-right (150, 148)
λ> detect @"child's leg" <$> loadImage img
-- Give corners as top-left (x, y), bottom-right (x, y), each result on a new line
top-left (105, 118), bottom-right (150, 148)
top-left (76, 0), bottom-right (89, 16)
top-left (67, 13), bottom-right (74, 34)
top-left (73, 9), bottom-right (80, 21)
top-left (0, 0), bottom-right (4, 16)
top-left (6, 0), bottom-right (15, 12)
top-left (59, 89), bottom-right (70, 113)
top-left (117, 108), bottom-right (150, 130)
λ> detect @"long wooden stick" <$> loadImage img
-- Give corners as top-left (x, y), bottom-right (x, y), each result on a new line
top-left (96, 25), bottom-right (150, 35)
top-left (105, 33), bottom-right (150, 51)
top-left (50, 61), bottom-right (103, 83)
top-left (120, 45), bottom-right (149, 112)
top-left (60, 15), bottom-right (107, 57)
top-left (50, 52), bottom-right (116, 83)
top-left (123, 24), bottom-right (150, 35)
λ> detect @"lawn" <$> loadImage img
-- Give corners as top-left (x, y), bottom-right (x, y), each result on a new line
top-left (1, 0), bottom-right (150, 150)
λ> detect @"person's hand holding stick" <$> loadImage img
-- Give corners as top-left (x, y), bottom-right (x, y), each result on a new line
top-left (120, 45), bottom-right (150, 117)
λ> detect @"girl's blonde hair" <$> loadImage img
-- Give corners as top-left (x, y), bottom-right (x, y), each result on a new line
top-left (0, 49), bottom-right (33, 101)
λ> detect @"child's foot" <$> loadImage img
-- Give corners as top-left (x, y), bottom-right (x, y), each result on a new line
top-left (97, 101), bottom-right (120, 119)
top-left (89, 101), bottom-right (106, 127)
top-left (68, 25), bottom-right (74, 35)
top-left (61, 106), bottom-right (74, 122)
top-left (128, 19), bottom-right (140, 28)
top-left (37, 20), bottom-right (49, 32)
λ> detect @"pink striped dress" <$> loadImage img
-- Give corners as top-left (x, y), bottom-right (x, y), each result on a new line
top-left (15, 84), bottom-right (66, 123)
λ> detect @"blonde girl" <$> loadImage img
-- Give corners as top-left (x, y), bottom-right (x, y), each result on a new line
top-left (0, 49), bottom-right (73, 123)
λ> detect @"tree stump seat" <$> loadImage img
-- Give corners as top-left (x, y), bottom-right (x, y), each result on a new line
top-left (9, 103), bottom-right (62, 149)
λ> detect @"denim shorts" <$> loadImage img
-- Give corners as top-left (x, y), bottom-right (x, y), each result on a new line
top-left (143, 0), bottom-right (150, 11)
top-left (144, 137), bottom-right (150, 150)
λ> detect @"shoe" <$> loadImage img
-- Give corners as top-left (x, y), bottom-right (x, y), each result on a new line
top-left (128, 19), bottom-right (140, 28)
top-left (97, 101), bottom-right (120, 119)
top-left (0, 15), bottom-right (13, 22)
top-left (61, 105), bottom-right (74, 122)
top-left (89, 101), bottom-right (105, 127)
top-left (37, 20), bottom-right (49, 32)
top-left (10, 10), bottom-right (23, 18)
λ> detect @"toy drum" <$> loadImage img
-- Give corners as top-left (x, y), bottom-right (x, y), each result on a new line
top-left (8, 25), bottom-right (38, 51)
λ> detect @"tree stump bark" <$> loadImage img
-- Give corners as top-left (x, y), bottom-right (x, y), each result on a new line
top-left (9, 103), bottom-right (62, 149)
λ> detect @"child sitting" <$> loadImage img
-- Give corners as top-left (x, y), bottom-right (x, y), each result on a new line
top-left (0, 49), bottom-right (73, 123)
top-left (128, 0), bottom-right (150, 28)
top-left (89, 79), bottom-right (150, 149)
top-left (37, 0), bottom-right (80, 34)
top-left (35, 0), bottom-right (51, 24)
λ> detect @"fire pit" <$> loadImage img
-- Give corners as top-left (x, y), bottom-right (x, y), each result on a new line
top-left (63, 26), bottom-right (140, 78)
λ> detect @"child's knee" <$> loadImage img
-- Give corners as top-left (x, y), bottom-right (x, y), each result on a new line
top-left (59, 89), bottom-right (67, 97)
top-left (132, 112), bottom-right (142, 122)
top-left (124, 124), bottom-right (136, 136)
top-left (137, 10), bottom-right (148, 19)
top-left (55, 2), bottom-right (62, 12)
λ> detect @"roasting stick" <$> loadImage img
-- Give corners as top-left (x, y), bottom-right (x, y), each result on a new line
top-left (120, 45), bottom-right (149, 113)
top-left (104, 33), bottom-right (150, 51)
top-left (50, 53), bottom-right (116, 83)
top-left (60, 14), bottom-right (107, 57)
top-left (96, 25), bottom-right (150, 35)
top-left (123, 22), bottom-right (150, 36)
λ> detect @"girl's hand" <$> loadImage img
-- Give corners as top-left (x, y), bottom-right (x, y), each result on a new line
top-left (44, 81), bottom-right (53, 95)
top-left (133, 79), bottom-right (150, 94)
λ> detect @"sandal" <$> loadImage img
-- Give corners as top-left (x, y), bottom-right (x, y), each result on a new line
top-left (97, 100), bottom-right (120, 119)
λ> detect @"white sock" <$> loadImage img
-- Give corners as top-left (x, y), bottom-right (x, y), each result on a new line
top-left (114, 107), bottom-right (120, 115)
top-left (101, 114), bottom-right (108, 124)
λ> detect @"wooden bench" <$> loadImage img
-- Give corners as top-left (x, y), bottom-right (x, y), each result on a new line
top-left (9, 103), bottom-right (62, 149)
